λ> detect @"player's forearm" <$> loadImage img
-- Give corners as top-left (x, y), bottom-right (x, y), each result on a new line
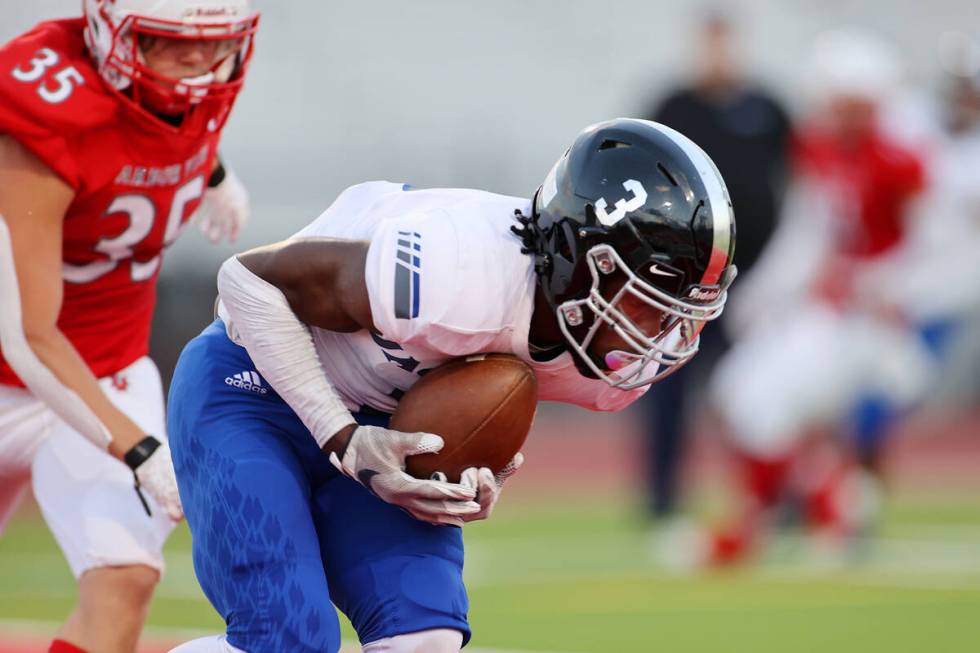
top-left (0, 217), bottom-right (140, 457)
top-left (217, 255), bottom-right (356, 446)
top-left (0, 318), bottom-right (143, 459)
top-left (21, 329), bottom-right (146, 457)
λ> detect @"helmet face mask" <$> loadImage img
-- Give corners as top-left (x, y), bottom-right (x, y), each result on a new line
top-left (556, 244), bottom-right (736, 388)
top-left (83, 0), bottom-right (259, 134)
top-left (515, 118), bottom-right (737, 388)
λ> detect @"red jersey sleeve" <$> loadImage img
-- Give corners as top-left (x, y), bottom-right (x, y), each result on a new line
top-left (878, 138), bottom-right (926, 200)
top-left (0, 19), bottom-right (117, 190)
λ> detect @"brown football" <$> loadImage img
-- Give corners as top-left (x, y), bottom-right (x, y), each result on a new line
top-left (392, 354), bottom-right (537, 483)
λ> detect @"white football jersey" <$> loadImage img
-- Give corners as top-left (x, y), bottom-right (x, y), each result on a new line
top-left (289, 181), bottom-right (647, 414)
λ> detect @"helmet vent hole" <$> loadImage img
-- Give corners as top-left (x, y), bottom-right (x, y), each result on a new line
top-left (657, 163), bottom-right (679, 187)
top-left (598, 139), bottom-right (631, 151)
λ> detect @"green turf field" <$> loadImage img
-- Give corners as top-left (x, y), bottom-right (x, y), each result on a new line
top-left (2, 490), bottom-right (979, 653)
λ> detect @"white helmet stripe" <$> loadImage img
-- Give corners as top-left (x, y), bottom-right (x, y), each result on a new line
top-left (635, 120), bottom-right (733, 286)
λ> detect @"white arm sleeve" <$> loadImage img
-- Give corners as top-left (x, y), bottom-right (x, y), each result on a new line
top-left (215, 256), bottom-right (355, 447)
top-left (0, 215), bottom-right (111, 449)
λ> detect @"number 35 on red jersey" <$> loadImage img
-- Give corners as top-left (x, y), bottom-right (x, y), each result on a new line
top-left (0, 18), bottom-right (225, 386)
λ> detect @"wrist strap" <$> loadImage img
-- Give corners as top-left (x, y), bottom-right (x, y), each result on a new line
top-left (124, 435), bottom-right (161, 471)
top-left (208, 160), bottom-right (227, 188)
top-left (124, 435), bottom-right (160, 517)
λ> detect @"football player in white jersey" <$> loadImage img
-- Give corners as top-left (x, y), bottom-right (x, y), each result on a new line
top-left (166, 118), bottom-right (736, 653)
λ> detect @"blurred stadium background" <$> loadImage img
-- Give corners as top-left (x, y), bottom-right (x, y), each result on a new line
top-left (2, 1), bottom-right (979, 652)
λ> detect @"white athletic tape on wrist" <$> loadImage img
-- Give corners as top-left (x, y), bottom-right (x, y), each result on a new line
top-left (216, 255), bottom-right (355, 447)
top-left (0, 215), bottom-right (111, 448)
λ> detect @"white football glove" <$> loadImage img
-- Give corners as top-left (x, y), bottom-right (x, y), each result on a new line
top-left (193, 164), bottom-right (250, 244)
top-left (124, 436), bottom-right (184, 522)
top-left (457, 452), bottom-right (524, 523)
top-left (329, 426), bottom-right (481, 527)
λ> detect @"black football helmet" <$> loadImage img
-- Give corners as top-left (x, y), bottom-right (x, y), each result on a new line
top-left (512, 118), bottom-right (737, 388)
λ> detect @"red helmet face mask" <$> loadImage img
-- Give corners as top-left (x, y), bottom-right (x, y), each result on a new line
top-left (84, 0), bottom-right (259, 136)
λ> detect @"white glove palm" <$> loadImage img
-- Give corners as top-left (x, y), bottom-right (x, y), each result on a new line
top-left (193, 166), bottom-right (250, 244)
top-left (329, 426), bottom-right (481, 527)
top-left (131, 439), bottom-right (184, 522)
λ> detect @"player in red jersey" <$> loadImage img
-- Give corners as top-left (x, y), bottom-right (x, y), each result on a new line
top-left (0, 2), bottom-right (258, 651)
top-left (701, 28), bottom-right (932, 566)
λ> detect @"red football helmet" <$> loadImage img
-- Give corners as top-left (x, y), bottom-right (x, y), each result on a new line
top-left (83, 0), bottom-right (259, 134)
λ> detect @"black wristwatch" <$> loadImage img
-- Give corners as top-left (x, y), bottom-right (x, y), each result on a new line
top-left (124, 435), bottom-right (161, 516)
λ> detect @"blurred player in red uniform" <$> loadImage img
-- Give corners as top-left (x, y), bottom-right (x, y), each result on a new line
top-left (0, 2), bottom-right (258, 651)
top-left (704, 28), bottom-right (932, 565)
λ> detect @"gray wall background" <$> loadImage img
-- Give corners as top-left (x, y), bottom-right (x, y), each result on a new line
top-left (3, 0), bottom-right (978, 381)
top-left (5, 1), bottom-right (977, 241)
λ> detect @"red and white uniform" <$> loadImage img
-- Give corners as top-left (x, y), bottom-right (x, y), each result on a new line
top-left (793, 126), bottom-right (924, 260)
top-left (791, 126), bottom-right (925, 308)
top-left (0, 18), bottom-right (221, 387)
top-left (710, 125), bottom-right (933, 457)
top-left (0, 19), bottom-right (225, 575)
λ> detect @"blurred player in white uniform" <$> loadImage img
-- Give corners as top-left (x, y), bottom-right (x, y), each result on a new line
top-left (165, 118), bottom-right (737, 652)
top-left (882, 68), bottom-right (980, 406)
top-left (705, 28), bottom-right (933, 563)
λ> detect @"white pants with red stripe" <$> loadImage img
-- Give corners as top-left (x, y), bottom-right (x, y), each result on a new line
top-left (710, 303), bottom-right (934, 458)
top-left (0, 356), bottom-right (175, 577)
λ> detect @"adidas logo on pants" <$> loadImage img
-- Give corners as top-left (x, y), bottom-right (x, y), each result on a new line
top-left (225, 370), bottom-right (268, 394)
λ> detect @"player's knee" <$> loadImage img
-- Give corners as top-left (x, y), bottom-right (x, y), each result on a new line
top-left (169, 635), bottom-right (248, 653)
top-left (362, 628), bottom-right (463, 653)
top-left (79, 564), bottom-right (159, 611)
top-left (108, 565), bottom-right (159, 606)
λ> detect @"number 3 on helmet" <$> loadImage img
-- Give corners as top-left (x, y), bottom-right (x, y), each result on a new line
top-left (514, 118), bottom-right (738, 389)
top-left (83, 0), bottom-right (259, 134)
